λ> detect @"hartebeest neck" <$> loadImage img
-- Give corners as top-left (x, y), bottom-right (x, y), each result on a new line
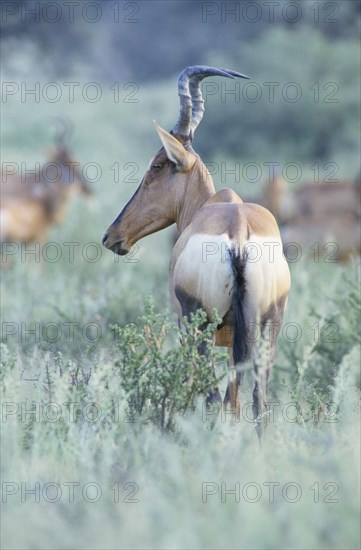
top-left (175, 158), bottom-right (215, 233)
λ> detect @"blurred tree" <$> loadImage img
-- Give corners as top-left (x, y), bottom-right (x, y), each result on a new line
top-left (1, 0), bottom-right (359, 80)
top-left (195, 27), bottom-right (360, 165)
top-left (1, 0), bottom-right (359, 173)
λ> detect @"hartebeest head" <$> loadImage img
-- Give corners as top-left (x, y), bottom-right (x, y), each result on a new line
top-left (102, 66), bottom-right (249, 254)
top-left (48, 118), bottom-right (92, 196)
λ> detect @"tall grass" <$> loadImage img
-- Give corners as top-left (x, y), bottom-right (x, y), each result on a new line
top-left (1, 78), bottom-right (360, 550)
top-left (1, 260), bottom-right (360, 550)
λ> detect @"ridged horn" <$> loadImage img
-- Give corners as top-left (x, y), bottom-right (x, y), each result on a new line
top-left (172, 66), bottom-right (250, 139)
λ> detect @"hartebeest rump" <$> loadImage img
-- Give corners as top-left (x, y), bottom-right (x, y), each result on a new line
top-left (103, 66), bottom-right (291, 436)
top-left (1, 119), bottom-right (91, 250)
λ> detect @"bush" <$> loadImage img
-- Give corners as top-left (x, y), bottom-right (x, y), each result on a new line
top-left (111, 299), bottom-right (227, 432)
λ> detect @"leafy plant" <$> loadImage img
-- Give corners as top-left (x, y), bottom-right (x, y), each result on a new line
top-left (111, 299), bottom-right (227, 432)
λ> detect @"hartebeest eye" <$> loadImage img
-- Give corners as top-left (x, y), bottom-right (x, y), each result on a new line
top-left (151, 163), bottom-right (163, 170)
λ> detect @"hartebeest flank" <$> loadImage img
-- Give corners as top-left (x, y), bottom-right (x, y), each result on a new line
top-left (103, 66), bottom-right (291, 436)
top-left (1, 119), bottom-right (91, 251)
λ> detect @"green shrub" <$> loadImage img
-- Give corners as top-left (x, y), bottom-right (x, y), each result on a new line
top-left (111, 299), bottom-right (228, 432)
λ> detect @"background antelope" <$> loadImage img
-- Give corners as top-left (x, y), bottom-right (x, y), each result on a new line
top-left (0, 119), bottom-right (91, 256)
top-left (282, 176), bottom-right (360, 225)
top-left (279, 175), bottom-right (361, 260)
top-left (246, 170), bottom-right (360, 261)
top-left (103, 66), bottom-right (291, 437)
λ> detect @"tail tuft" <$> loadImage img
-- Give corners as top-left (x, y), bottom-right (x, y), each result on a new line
top-left (230, 246), bottom-right (251, 365)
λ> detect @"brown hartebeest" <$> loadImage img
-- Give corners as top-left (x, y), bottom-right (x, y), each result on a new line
top-left (103, 66), bottom-right (291, 436)
top-left (250, 170), bottom-right (360, 261)
top-left (280, 175), bottom-right (361, 261)
top-left (282, 178), bottom-right (361, 226)
top-left (1, 119), bottom-right (91, 254)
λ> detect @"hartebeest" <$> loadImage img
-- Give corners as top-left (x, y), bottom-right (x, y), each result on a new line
top-left (280, 175), bottom-right (361, 260)
top-left (103, 66), bottom-right (291, 436)
top-left (283, 178), bottom-right (361, 226)
top-left (1, 119), bottom-right (91, 252)
top-left (250, 171), bottom-right (360, 261)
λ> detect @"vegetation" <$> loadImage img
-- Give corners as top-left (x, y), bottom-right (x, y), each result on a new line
top-left (1, 2), bottom-right (360, 548)
top-left (2, 146), bottom-right (360, 548)
top-left (1, 217), bottom-right (360, 550)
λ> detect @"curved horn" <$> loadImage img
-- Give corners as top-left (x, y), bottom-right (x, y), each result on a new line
top-left (55, 117), bottom-right (73, 145)
top-left (172, 66), bottom-right (250, 139)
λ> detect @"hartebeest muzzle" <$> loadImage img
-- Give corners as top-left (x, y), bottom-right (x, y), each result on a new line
top-left (102, 232), bottom-right (129, 255)
top-left (102, 205), bottom-right (133, 254)
top-left (102, 218), bottom-right (130, 254)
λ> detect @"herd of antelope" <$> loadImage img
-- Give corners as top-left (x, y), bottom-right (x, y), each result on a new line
top-left (2, 66), bottom-right (360, 436)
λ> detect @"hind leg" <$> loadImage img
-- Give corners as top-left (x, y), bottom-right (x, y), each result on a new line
top-left (252, 364), bottom-right (272, 440)
top-left (252, 299), bottom-right (286, 440)
top-left (252, 329), bottom-right (278, 439)
top-left (223, 347), bottom-right (244, 421)
top-left (175, 288), bottom-right (222, 420)
top-left (215, 323), bottom-right (243, 422)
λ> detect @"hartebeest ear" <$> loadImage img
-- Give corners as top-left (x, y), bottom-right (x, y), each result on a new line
top-left (153, 122), bottom-right (196, 172)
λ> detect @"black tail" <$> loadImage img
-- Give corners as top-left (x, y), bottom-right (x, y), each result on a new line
top-left (230, 246), bottom-right (251, 365)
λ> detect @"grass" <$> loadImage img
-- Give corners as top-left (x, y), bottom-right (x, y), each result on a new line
top-left (1, 76), bottom-right (360, 550)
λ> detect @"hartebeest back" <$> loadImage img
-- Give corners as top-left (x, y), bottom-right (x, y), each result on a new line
top-left (103, 66), bottom-right (291, 437)
top-left (0, 119), bottom-right (91, 250)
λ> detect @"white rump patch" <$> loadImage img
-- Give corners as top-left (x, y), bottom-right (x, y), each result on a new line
top-left (173, 233), bottom-right (290, 322)
top-left (242, 235), bottom-right (290, 318)
top-left (173, 233), bottom-right (235, 319)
